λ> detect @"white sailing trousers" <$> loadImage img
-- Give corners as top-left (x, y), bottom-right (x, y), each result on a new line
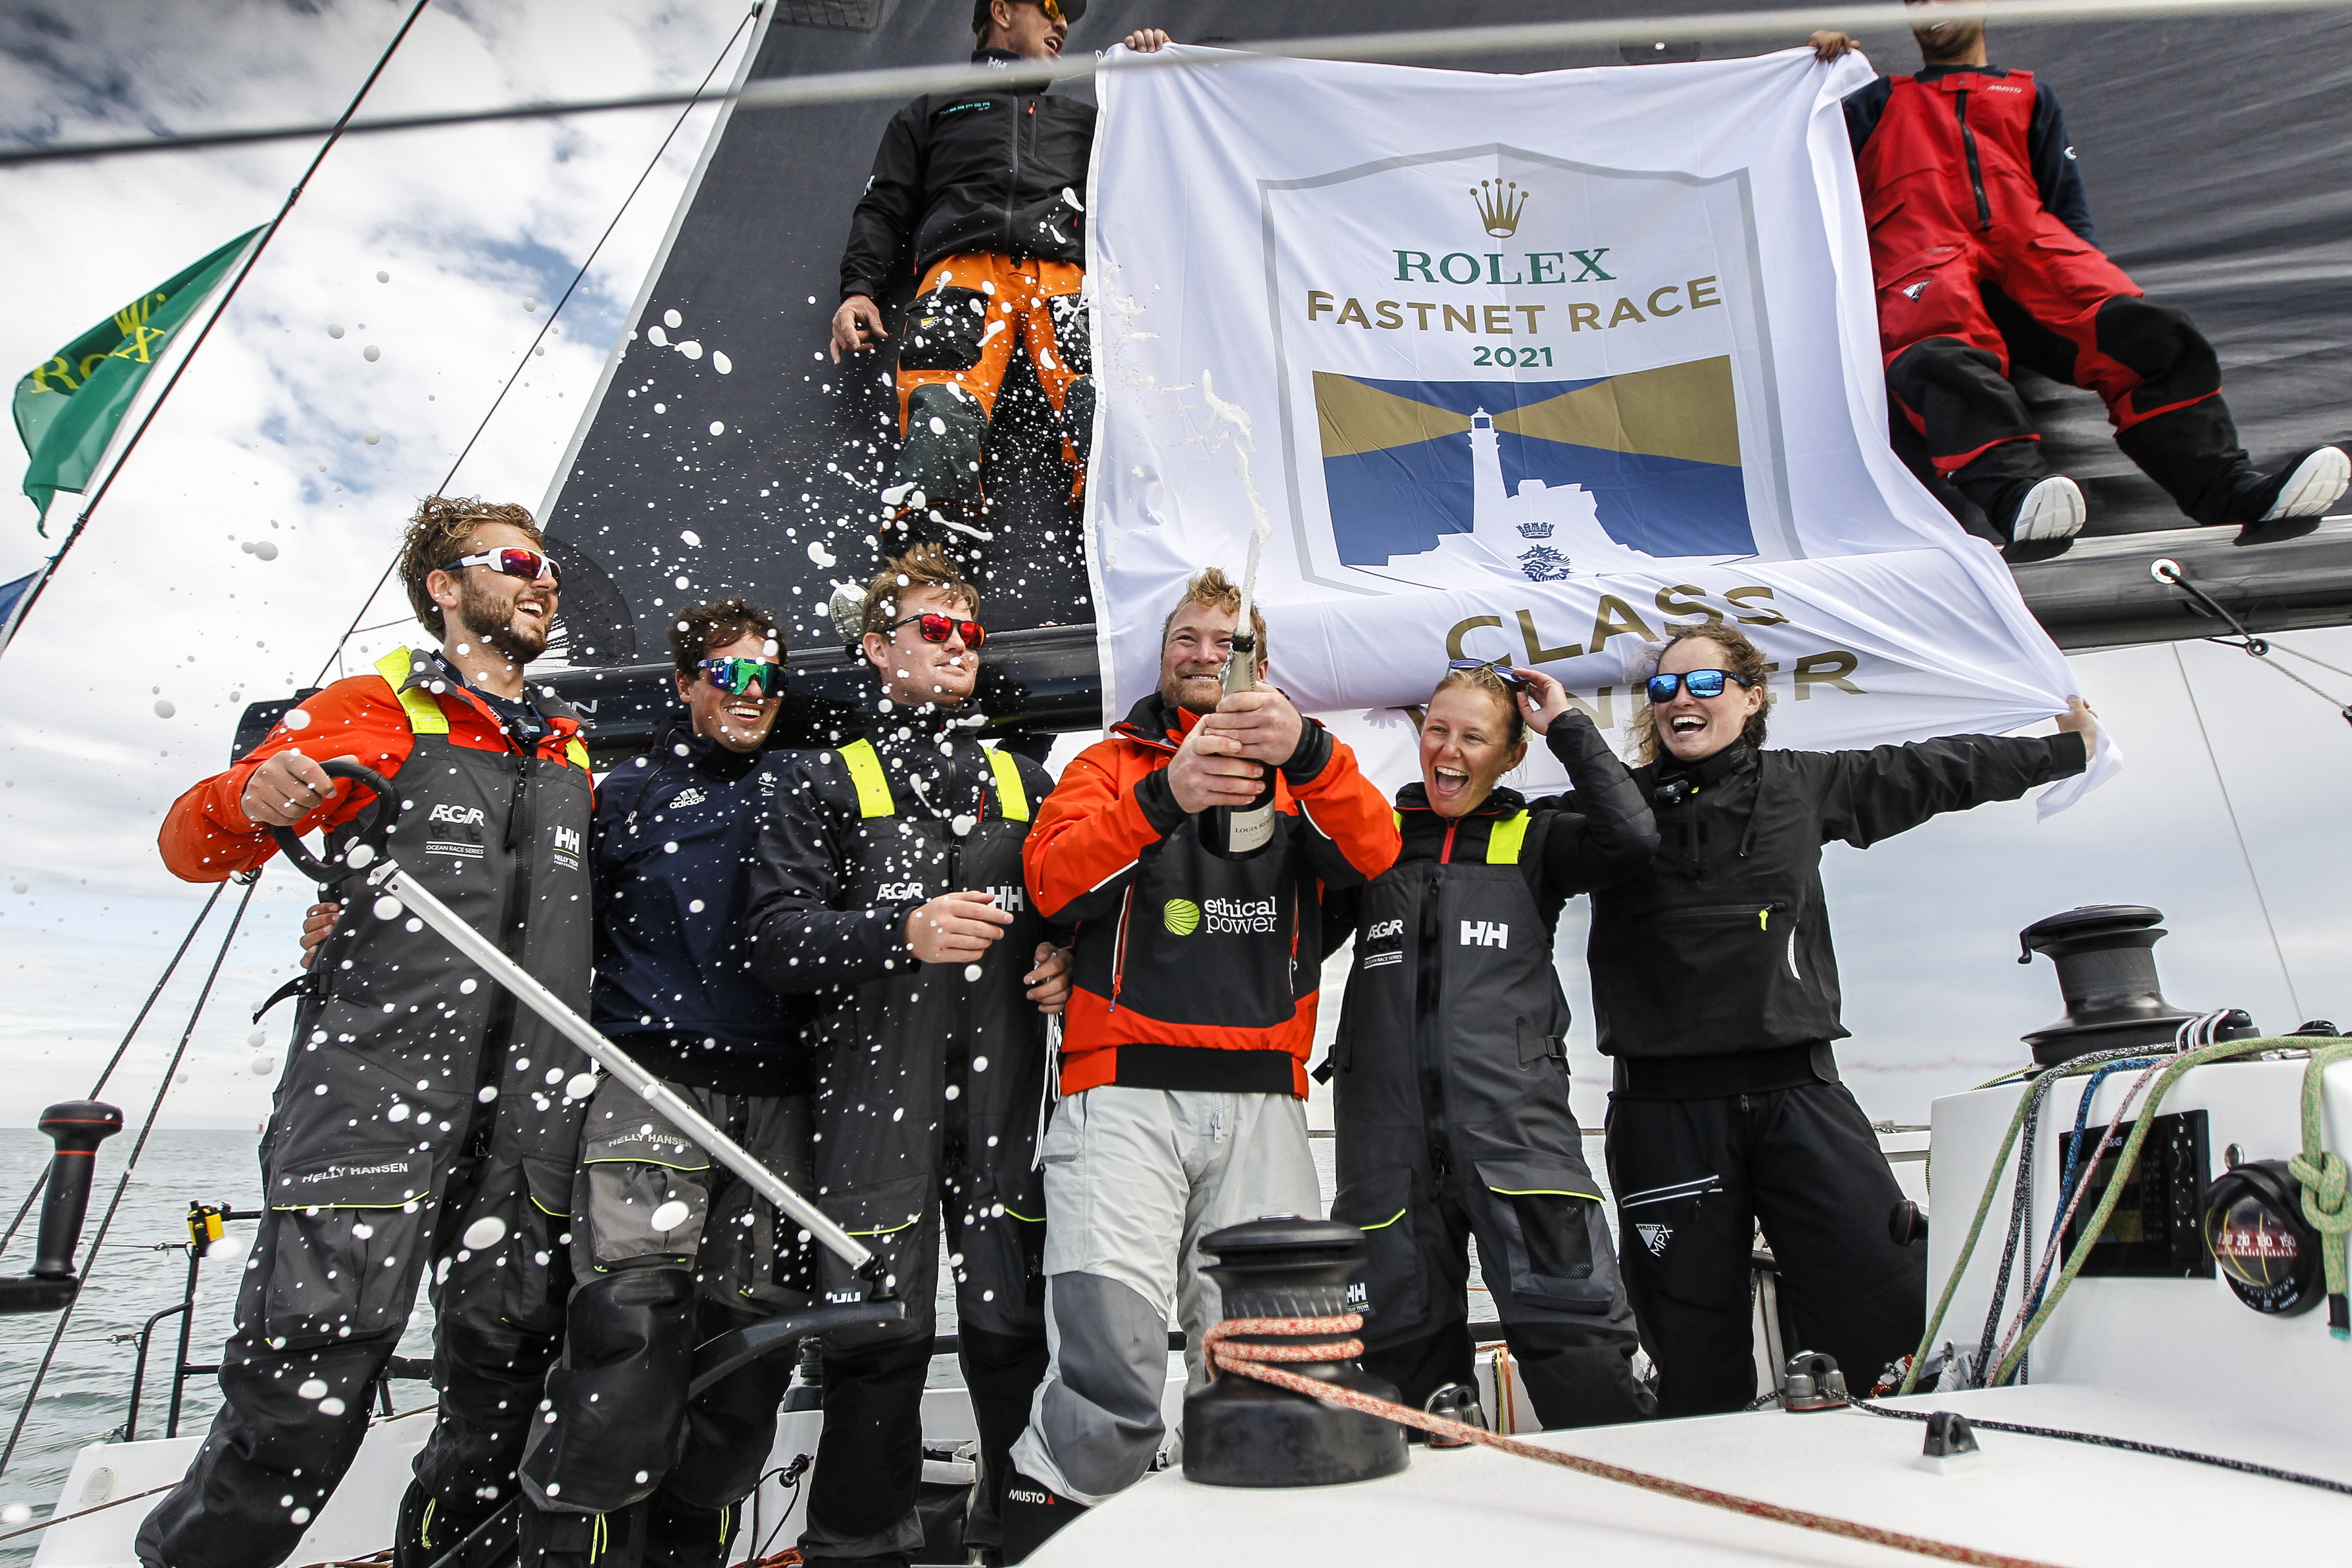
top-left (1008, 1086), bottom-right (1322, 1506)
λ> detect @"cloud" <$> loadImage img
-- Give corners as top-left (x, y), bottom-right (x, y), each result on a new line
top-left (0, 0), bottom-right (744, 1119)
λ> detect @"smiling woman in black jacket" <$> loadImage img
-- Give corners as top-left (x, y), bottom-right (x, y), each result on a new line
top-left (1594, 621), bottom-right (2097, 1418)
top-left (1326, 662), bottom-right (1660, 1433)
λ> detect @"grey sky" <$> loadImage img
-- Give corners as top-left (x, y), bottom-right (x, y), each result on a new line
top-left (1, 2), bottom-right (2346, 1138)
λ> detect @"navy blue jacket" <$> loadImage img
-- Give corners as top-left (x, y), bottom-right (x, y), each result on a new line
top-left (591, 720), bottom-right (810, 1094)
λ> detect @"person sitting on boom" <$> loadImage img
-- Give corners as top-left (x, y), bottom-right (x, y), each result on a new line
top-left (1325, 660), bottom-right (1658, 1432)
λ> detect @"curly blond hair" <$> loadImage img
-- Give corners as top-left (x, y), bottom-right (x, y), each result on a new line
top-left (398, 495), bottom-right (543, 638)
top-left (861, 544), bottom-right (981, 640)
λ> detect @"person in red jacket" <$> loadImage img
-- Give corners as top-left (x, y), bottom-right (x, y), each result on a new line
top-left (996, 568), bottom-right (1398, 1561)
top-left (1813, 8), bottom-right (2347, 551)
top-left (142, 498), bottom-right (595, 1568)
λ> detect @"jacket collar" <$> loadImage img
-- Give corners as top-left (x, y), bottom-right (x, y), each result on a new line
top-left (657, 714), bottom-right (771, 780)
top-left (402, 649), bottom-right (583, 750)
top-left (1648, 740), bottom-right (1753, 792)
top-left (1110, 691), bottom-right (1201, 753)
top-left (1393, 781), bottom-right (1528, 818)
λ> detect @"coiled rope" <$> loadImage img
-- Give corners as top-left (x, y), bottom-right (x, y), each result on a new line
top-left (1201, 1314), bottom-right (2062, 1568)
top-left (2289, 1041), bottom-right (2352, 1336)
top-left (1905, 1031), bottom-right (2351, 1397)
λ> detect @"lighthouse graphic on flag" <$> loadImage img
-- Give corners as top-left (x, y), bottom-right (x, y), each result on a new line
top-left (1313, 355), bottom-right (1756, 584)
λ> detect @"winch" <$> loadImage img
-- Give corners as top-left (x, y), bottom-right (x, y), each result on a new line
top-left (1182, 1217), bottom-right (1409, 1488)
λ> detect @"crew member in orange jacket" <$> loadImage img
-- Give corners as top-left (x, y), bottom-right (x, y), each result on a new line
top-left (997, 567), bottom-right (1398, 1561)
top-left (1813, 8), bottom-right (2347, 551)
top-left (142, 498), bottom-right (595, 1568)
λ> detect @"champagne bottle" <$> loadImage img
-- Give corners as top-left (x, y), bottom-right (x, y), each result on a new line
top-left (1200, 631), bottom-right (1277, 861)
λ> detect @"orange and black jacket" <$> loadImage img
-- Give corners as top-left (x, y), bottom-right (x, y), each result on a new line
top-left (159, 648), bottom-right (591, 881)
top-left (1026, 692), bottom-right (1400, 1099)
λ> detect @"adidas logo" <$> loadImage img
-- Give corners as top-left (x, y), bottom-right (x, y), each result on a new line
top-left (671, 787), bottom-right (707, 809)
top-left (1636, 1223), bottom-right (1672, 1257)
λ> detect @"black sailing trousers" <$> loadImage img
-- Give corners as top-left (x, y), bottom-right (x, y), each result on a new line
top-left (1603, 1082), bottom-right (1925, 1419)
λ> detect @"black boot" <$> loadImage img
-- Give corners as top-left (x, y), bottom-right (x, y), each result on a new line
top-left (518, 1501), bottom-right (647, 1568)
top-left (639, 1493), bottom-right (740, 1568)
top-left (2107, 398), bottom-right (2349, 542)
top-left (998, 1474), bottom-right (1087, 1564)
top-left (1951, 442), bottom-right (2083, 556)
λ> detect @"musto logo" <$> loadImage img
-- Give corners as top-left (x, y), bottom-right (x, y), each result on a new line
top-left (1268, 147), bottom-right (1785, 590)
top-left (1164, 897), bottom-right (1279, 936)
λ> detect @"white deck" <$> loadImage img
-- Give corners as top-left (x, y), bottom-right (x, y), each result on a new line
top-left (1037, 1380), bottom-right (2352, 1565)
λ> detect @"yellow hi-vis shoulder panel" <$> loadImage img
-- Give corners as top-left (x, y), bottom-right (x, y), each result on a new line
top-left (375, 648), bottom-right (450, 736)
top-left (988, 746), bottom-right (1030, 822)
top-left (565, 738), bottom-right (591, 774)
top-left (1485, 810), bottom-right (1531, 865)
top-left (839, 740), bottom-right (895, 818)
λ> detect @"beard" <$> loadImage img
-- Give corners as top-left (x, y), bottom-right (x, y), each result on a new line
top-left (455, 574), bottom-right (549, 663)
top-left (1161, 668), bottom-right (1225, 714)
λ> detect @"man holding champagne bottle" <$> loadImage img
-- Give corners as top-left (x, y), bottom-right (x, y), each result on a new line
top-left (997, 568), bottom-right (1398, 1560)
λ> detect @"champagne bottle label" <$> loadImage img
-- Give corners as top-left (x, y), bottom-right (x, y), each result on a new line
top-left (1223, 801), bottom-right (1277, 854)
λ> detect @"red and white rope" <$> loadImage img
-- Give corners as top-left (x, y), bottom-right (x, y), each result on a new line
top-left (1202, 1313), bottom-right (2061, 1568)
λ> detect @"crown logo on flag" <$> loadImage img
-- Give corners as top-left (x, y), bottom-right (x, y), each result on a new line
top-left (1472, 179), bottom-right (1528, 237)
top-left (1517, 521), bottom-right (1554, 539)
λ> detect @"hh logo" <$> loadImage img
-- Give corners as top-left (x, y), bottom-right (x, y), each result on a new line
top-left (552, 826), bottom-right (582, 855)
top-left (1459, 920), bottom-right (1509, 948)
top-left (429, 803), bottom-right (485, 827)
top-left (1344, 1280), bottom-right (1369, 1306)
top-left (990, 885), bottom-right (1026, 912)
top-left (1636, 1224), bottom-right (1673, 1257)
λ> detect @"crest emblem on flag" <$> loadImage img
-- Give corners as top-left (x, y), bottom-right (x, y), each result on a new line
top-left (1262, 144), bottom-right (1796, 591)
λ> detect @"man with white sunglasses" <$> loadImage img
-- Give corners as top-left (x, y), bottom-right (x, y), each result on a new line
top-left (148, 496), bottom-right (594, 1568)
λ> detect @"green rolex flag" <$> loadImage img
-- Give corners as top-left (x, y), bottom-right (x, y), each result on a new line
top-left (14, 226), bottom-right (262, 526)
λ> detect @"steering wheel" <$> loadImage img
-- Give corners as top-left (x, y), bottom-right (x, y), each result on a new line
top-left (266, 759), bottom-right (398, 887)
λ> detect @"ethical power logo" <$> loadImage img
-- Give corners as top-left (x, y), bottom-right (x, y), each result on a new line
top-left (1162, 897), bottom-right (1280, 936)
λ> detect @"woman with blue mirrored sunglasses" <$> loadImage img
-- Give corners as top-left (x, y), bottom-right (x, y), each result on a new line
top-left (1590, 622), bottom-right (2100, 1422)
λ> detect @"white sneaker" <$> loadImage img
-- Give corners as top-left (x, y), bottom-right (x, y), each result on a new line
top-left (2009, 475), bottom-right (2087, 543)
top-left (2258, 445), bottom-right (2350, 522)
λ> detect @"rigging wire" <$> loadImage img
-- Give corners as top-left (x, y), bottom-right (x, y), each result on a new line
top-left (0, 880), bottom-right (232, 1260)
top-left (311, 3), bottom-right (762, 687)
top-left (2171, 644), bottom-right (2304, 1020)
top-left (0, 874), bottom-right (262, 1481)
top-left (6, 0), bottom-right (2352, 166)
top-left (0, 0), bottom-right (435, 660)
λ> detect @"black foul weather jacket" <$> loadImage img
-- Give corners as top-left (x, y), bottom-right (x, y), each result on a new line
top-left (838, 48), bottom-right (1095, 302)
top-left (589, 721), bottom-right (810, 1093)
top-left (1589, 731), bottom-right (2087, 1090)
top-left (743, 717), bottom-right (1056, 1342)
top-left (1326, 716), bottom-right (1658, 1334)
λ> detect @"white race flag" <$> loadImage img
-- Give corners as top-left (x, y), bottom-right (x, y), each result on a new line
top-left (1082, 44), bottom-right (2112, 814)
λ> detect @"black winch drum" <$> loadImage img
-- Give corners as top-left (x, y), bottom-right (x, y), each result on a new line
top-left (2016, 905), bottom-right (2218, 1065)
top-left (1181, 1217), bottom-right (1410, 1488)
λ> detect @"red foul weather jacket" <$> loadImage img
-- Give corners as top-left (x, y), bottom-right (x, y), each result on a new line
top-left (1026, 692), bottom-right (1399, 1099)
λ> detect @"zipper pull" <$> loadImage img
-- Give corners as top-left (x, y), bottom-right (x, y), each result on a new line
top-left (1758, 909), bottom-right (1769, 932)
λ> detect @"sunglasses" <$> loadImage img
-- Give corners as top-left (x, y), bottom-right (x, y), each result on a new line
top-left (1449, 657), bottom-right (1529, 695)
top-left (441, 547), bottom-right (561, 587)
top-left (1645, 669), bottom-right (1754, 704)
top-left (698, 657), bottom-right (785, 697)
top-left (887, 612), bottom-right (986, 649)
top-left (1034, 0), bottom-right (1066, 19)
